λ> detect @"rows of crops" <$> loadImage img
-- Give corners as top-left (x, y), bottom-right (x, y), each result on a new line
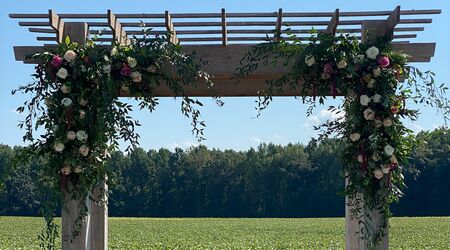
top-left (0, 217), bottom-right (449, 249)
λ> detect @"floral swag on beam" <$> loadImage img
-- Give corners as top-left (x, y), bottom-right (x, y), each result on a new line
top-left (235, 32), bottom-right (449, 247)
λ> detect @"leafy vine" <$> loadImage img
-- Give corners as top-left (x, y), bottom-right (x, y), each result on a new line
top-left (235, 32), bottom-right (449, 247)
top-left (13, 33), bottom-right (216, 248)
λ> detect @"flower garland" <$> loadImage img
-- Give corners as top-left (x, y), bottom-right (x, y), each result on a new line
top-left (13, 35), bottom-right (215, 248)
top-left (236, 32), bottom-right (449, 247)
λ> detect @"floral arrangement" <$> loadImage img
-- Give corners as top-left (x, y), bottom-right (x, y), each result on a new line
top-left (236, 32), bottom-right (449, 247)
top-left (13, 34), bottom-right (214, 248)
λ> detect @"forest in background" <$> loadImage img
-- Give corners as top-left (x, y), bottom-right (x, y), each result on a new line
top-left (0, 128), bottom-right (448, 217)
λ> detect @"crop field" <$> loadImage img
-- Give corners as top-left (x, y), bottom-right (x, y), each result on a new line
top-left (0, 217), bottom-right (449, 249)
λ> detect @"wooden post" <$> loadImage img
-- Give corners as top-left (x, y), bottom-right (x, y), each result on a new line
top-left (89, 181), bottom-right (108, 250)
top-left (346, 6), bottom-right (399, 250)
top-left (59, 22), bottom-right (108, 250)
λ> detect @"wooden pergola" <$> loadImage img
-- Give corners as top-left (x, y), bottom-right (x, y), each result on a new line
top-left (10, 6), bottom-right (440, 250)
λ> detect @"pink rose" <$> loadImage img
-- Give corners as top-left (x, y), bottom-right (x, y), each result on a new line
top-left (391, 106), bottom-right (399, 114)
top-left (378, 56), bottom-right (390, 68)
top-left (120, 65), bottom-right (132, 76)
top-left (51, 55), bottom-right (63, 68)
top-left (323, 63), bottom-right (334, 75)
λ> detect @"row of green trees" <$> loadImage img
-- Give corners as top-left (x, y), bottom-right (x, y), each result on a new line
top-left (0, 128), bottom-right (448, 217)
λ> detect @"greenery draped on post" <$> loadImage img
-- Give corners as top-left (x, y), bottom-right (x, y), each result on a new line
top-left (235, 32), bottom-right (449, 247)
top-left (12, 34), bottom-right (215, 248)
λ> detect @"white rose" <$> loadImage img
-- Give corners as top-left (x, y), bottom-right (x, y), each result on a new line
top-left (357, 154), bottom-right (364, 163)
top-left (384, 144), bottom-right (395, 156)
top-left (61, 98), bottom-right (73, 107)
top-left (350, 133), bottom-right (361, 142)
top-left (374, 118), bottom-right (383, 128)
top-left (382, 165), bottom-right (390, 174)
top-left (56, 68), bottom-right (68, 79)
top-left (61, 165), bottom-right (71, 175)
top-left (79, 98), bottom-right (88, 106)
top-left (74, 166), bottom-right (83, 173)
top-left (79, 110), bottom-right (86, 119)
top-left (131, 71), bottom-right (142, 83)
top-left (383, 118), bottom-right (393, 127)
top-left (110, 48), bottom-right (118, 57)
top-left (363, 108), bottom-right (375, 120)
top-left (54, 142), bottom-right (65, 152)
top-left (372, 152), bottom-right (381, 162)
top-left (390, 154), bottom-right (398, 164)
top-left (354, 54), bottom-right (365, 64)
top-left (367, 79), bottom-right (376, 88)
top-left (76, 130), bottom-right (88, 142)
top-left (360, 95), bottom-right (371, 106)
top-left (366, 46), bottom-right (379, 60)
top-left (67, 131), bottom-right (76, 140)
top-left (44, 98), bottom-right (53, 107)
top-left (104, 55), bottom-right (110, 62)
top-left (304, 55), bottom-right (315, 66)
top-left (147, 65), bottom-right (157, 73)
top-left (127, 57), bottom-right (137, 68)
top-left (337, 60), bottom-right (347, 69)
top-left (373, 168), bottom-right (384, 179)
top-left (373, 67), bottom-right (381, 78)
top-left (120, 85), bottom-right (130, 95)
top-left (102, 65), bottom-right (111, 74)
top-left (63, 50), bottom-right (77, 62)
top-left (321, 73), bottom-right (330, 79)
top-left (60, 84), bottom-right (71, 94)
top-left (79, 145), bottom-right (90, 157)
top-left (373, 94), bottom-right (382, 103)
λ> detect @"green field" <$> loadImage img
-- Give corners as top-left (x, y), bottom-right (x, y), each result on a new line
top-left (0, 217), bottom-right (449, 249)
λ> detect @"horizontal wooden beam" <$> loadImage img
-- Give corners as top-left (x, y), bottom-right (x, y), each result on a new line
top-left (9, 9), bottom-right (441, 19)
top-left (12, 43), bottom-right (435, 96)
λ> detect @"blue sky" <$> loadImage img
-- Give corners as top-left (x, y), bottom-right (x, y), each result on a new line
top-left (0, 1), bottom-right (449, 151)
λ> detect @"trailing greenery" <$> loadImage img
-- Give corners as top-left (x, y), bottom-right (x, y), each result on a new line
top-left (235, 32), bottom-right (449, 247)
top-left (11, 33), bottom-right (215, 248)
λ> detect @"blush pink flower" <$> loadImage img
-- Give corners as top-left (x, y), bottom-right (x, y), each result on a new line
top-left (51, 55), bottom-right (63, 68)
top-left (120, 65), bottom-right (132, 76)
top-left (323, 63), bottom-right (335, 75)
top-left (378, 56), bottom-right (390, 68)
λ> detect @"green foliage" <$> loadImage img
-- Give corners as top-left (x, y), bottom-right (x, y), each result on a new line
top-left (11, 33), bottom-right (215, 248)
top-left (1, 216), bottom-right (450, 249)
top-left (235, 32), bottom-right (449, 246)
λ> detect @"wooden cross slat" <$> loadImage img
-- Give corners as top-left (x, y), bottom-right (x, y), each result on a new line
top-left (165, 11), bottom-right (178, 44)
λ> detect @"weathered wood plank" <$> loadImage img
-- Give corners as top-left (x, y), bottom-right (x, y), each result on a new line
top-left (165, 11), bottom-right (178, 44)
top-left (325, 9), bottom-right (339, 34)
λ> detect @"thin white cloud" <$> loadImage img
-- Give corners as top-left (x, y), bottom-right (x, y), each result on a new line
top-left (249, 136), bottom-right (262, 143)
top-left (167, 140), bottom-right (199, 151)
top-left (302, 108), bottom-right (345, 131)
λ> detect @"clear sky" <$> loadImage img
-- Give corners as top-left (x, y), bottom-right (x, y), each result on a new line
top-left (0, 1), bottom-right (449, 151)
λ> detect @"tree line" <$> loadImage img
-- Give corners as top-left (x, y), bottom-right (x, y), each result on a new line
top-left (0, 128), bottom-right (448, 217)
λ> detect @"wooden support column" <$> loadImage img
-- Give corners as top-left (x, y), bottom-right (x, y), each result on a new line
top-left (346, 6), bottom-right (400, 250)
top-left (59, 22), bottom-right (108, 250)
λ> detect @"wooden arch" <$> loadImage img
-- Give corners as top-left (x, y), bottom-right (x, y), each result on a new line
top-left (10, 6), bottom-right (440, 250)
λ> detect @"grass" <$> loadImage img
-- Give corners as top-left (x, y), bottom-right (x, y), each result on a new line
top-left (0, 217), bottom-right (449, 249)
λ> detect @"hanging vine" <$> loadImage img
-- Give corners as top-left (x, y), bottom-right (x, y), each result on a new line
top-left (235, 31), bottom-right (449, 247)
top-left (12, 33), bottom-right (217, 248)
